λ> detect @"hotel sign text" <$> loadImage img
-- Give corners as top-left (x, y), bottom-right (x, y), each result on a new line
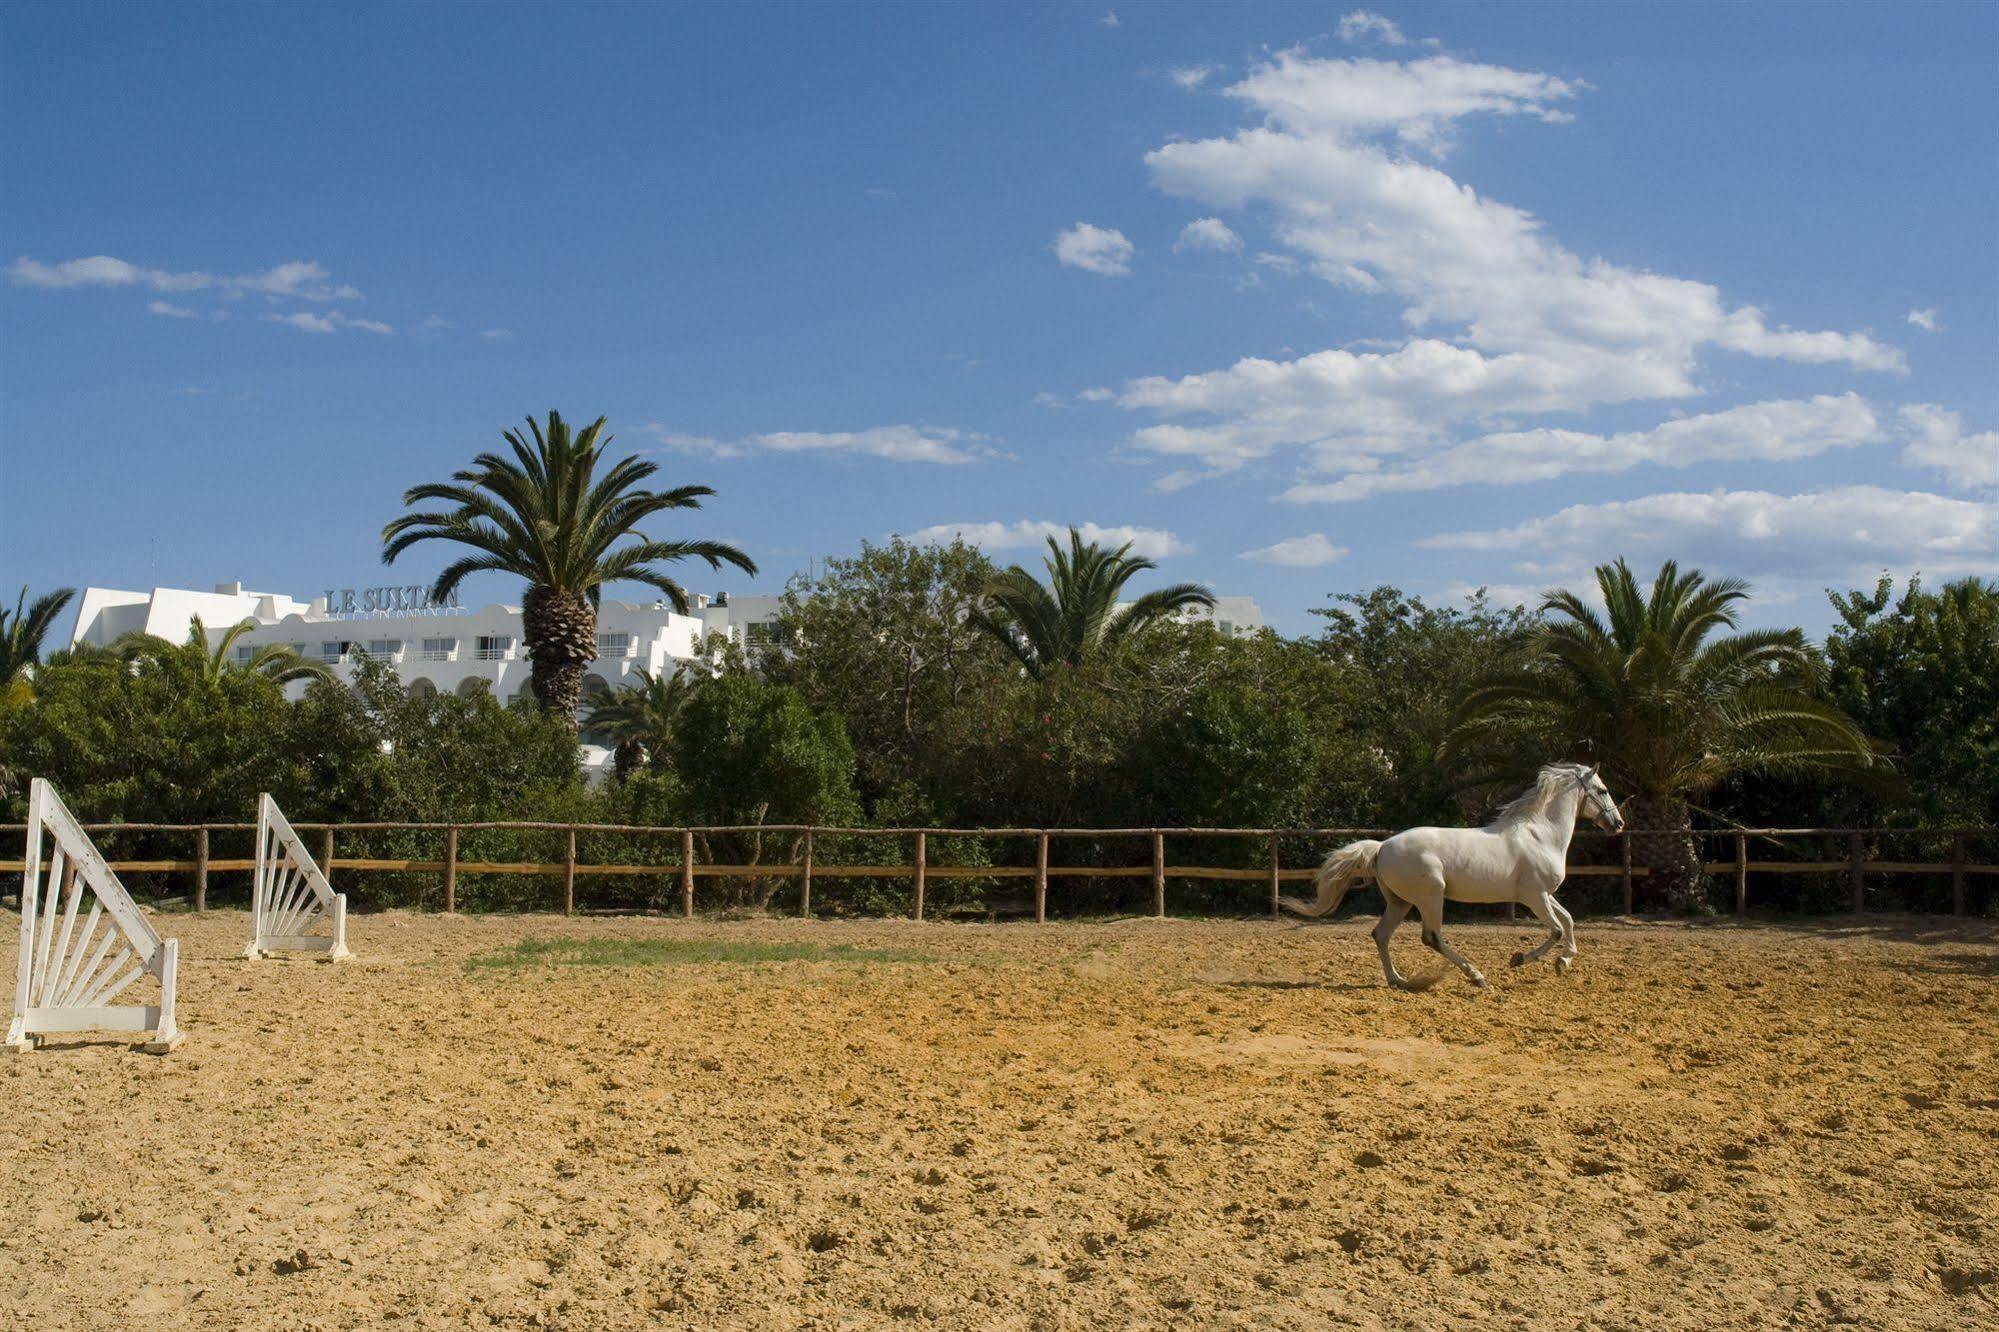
top-left (322, 585), bottom-right (465, 618)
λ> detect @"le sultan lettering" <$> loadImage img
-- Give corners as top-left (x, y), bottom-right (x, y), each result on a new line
top-left (322, 585), bottom-right (465, 618)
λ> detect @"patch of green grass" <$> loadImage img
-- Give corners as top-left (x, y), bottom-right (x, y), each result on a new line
top-left (469, 936), bottom-right (936, 971)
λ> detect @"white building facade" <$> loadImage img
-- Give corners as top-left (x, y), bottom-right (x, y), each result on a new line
top-left (70, 581), bottom-right (784, 775)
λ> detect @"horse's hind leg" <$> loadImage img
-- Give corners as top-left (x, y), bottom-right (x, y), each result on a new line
top-left (1372, 892), bottom-right (1415, 989)
top-left (1417, 901), bottom-right (1487, 989)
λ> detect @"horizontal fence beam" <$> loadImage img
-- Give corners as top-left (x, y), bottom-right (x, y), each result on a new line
top-left (18, 858), bottom-right (1999, 879)
top-left (5, 822), bottom-right (1993, 839)
top-left (4, 822), bottom-right (1993, 922)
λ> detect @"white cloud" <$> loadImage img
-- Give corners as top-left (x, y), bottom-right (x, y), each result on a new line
top-left (1906, 307), bottom-right (1938, 332)
top-left (1170, 64), bottom-right (1215, 90)
top-left (1420, 485), bottom-right (1997, 590)
top-left (1283, 393), bottom-right (1885, 503)
top-left (1032, 391), bottom-right (1067, 408)
top-left (1114, 47), bottom-right (1907, 491)
top-left (1054, 222), bottom-right (1134, 276)
top-left (421, 315), bottom-right (454, 330)
top-left (1099, 10), bottom-right (1120, 28)
top-left (147, 300), bottom-right (197, 319)
top-left (268, 312), bottom-right (337, 334)
top-left (479, 328), bottom-right (512, 339)
top-left (910, 520), bottom-right (1190, 560)
top-left (9, 254), bottom-right (360, 303)
top-left (264, 310), bottom-right (392, 335)
top-left (1240, 533), bottom-right (1350, 566)
top-left (1336, 11), bottom-right (1409, 46)
top-left (1225, 49), bottom-right (1580, 153)
top-left (1077, 387), bottom-right (1116, 403)
top-left (1899, 404), bottom-right (1997, 493)
top-left (1173, 217), bottom-right (1242, 254)
top-left (643, 423), bottom-right (988, 465)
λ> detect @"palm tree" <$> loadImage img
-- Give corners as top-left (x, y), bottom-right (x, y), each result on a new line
top-left (1, 585), bottom-right (76, 704)
top-left (971, 528), bottom-right (1215, 678)
top-left (1448, 558), bottom-right (1878, 909)
top-left (582, 667), bottom-right (706, 777)
top-left (382, 411), bottom-right (757, 723)
top-left (117, 616), bottom-right (332, 686)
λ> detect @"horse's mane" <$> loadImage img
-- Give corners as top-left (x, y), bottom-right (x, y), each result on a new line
top-left (1485, 763), bottom-right (1588, 829)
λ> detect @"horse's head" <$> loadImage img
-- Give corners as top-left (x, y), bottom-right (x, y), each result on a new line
top-left (1575, 764), bottom-right (1624, 833)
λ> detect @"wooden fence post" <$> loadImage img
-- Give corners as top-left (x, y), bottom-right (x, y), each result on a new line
top-left (1151, 832), bottom-right (1166, 919)
top-left (680, 830), bottom-right (695, 919)
top-left (563, 827), bottom-right (577, 915)
top-left (1849, 831), bottom-right (1865, 913)
top-left (1620, 832), bottom-right (1634, 915)
top-left (1734, 833), bottom-right (1748, 916)
top-left (1034, 833), bottom-right (1048, 924)
top-left (800, 829), bottom-right (814, 918)
top-left (912, 831), bottom-right (927, 921)
top-left (443, 826), bottom-right (458, 913)
top-left (322, 827), bottom-right (335, 892)
top-left (193, 827), bottom-right (209, 912)
top-left (1268, 835), bottom-right (1281, 921)
top-left (1951, 833), bottom-right (1966, 917)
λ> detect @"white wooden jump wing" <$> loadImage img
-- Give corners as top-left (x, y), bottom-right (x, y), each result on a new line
top-left (6, 779), bottom-right (184, 1054)
top-left (247, 794), bottom-right (350, 960)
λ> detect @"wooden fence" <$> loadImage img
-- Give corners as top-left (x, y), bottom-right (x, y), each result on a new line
top-left (2, 821), bottom-right (1994, 918)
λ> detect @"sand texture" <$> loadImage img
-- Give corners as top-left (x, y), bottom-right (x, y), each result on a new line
top-left (2, 910), bottom-right (1995, 1330)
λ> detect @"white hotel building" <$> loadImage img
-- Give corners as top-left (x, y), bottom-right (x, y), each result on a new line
top-left (69, 581), bottom-right (1265, 774)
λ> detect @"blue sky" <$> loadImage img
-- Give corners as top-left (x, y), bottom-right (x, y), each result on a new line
top-left (4, 1), bottom-right (1993, 637)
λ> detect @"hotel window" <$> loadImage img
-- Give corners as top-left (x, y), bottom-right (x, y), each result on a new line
top-left (419, 637), bottom-right (458, 661)
top-left (596, 632), bottom-right (634, 658)
top-left (475, 635), bottom-right (514, 661)
top-left (234, 644), bottom-right (258, 664)
top-left (365, 638), bottom-right (404, 660)
top-left (318, 641), bottom-right (347, 663)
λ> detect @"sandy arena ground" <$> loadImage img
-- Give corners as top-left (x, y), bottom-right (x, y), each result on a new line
top-left (2, 909), bottom-right (1995, 1331)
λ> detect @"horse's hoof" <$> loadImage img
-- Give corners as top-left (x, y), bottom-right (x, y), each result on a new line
top-left (1509, 951), bottom-right (1527, 967)
top-left (1470, 974), bottom-right (1488, 989)
top-left (1554, 957), bottom-right (1572, 976)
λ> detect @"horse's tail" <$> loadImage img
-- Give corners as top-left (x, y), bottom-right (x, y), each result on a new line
top-left (1282, 839), bottom-right (1382, 918)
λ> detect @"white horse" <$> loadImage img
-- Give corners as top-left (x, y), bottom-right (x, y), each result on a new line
top-left (1284, 763), bottom-right (1625, 990)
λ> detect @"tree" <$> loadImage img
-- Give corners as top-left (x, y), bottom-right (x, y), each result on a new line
top-left (582, 667), bottom-right (707, 778)
top-left (1450, 558), bottom-right (1877, 909)
top-left (758, 537), bottom-right (1013, 812)
top-left (666, 674), bottom-right (861, 906)
top-left (0, 639), bottom-right (294, 825)
top-left (1823, 575), bottom-right (1999, 826)
top-left (972, 529), bottom-right (1214, 679)
top-left (1309, 586), bottom-right (1541, 825)
top-left (381, 410), bottom-right (757, 723)
top-left (116, 615), bottom-right (331, 686)
top-left (0, 584), bottom-right (76, 705)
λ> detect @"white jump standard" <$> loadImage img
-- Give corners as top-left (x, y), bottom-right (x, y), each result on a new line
top-left (246, 794), bottom-right (351, 960)
top-left (6, 778), bottom-right (185, 1054)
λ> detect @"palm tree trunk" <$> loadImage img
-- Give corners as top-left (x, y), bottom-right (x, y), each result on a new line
top-left (1625, 794), bottom-right (1707, 912)
top-left (522, 586), bottom-right (596, 724)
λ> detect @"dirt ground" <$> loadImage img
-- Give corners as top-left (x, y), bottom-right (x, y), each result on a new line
top-left (2, 910), bottom-right (1995, 1331)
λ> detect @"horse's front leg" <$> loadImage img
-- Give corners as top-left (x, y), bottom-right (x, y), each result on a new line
top-left (1510, 891), bottom-right (1567, 968)
top-left (1548, 897), bottom-right (1578, 973)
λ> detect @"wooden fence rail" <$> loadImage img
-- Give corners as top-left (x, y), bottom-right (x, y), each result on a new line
top-left (1, 823), bottom-right (1993, 918)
